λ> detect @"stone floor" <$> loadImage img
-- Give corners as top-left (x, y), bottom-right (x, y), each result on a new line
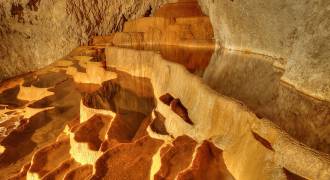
top-left (0, 0), bottom-right (328, 180)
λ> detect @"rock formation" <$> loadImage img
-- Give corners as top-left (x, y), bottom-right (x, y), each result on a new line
top-left (0, 0), bottom-right (171, 82)
top-left (0, 0), bottom-right (329, 180)
top-left (198, 0), bottom-right (330, 104)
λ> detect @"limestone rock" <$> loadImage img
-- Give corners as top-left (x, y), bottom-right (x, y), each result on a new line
top-left (0, 1), bottom-right (329, 180)
top-left (0, 0), bottom-right (170, 82)
top-left (197, 0), bottom-right (330, 102)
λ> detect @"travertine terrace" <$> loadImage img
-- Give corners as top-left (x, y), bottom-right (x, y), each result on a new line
top-left (0, 0), bottom-right (329, 180)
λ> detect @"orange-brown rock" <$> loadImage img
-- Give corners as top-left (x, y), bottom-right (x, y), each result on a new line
top-left (7, 163), bottom-right (30, 180)
top-left (0, 1), bottom-right (329, 180)
top-left (154, 1), bottom-right (204, 18)
top-left (41, 158), bottom-right (80, 180)
top-left (91, 136), bottom-right (163, 180)
top-left (63, 164), bottom-right (93, 180)
top-left (106, 45), bottom-right (329, 179)
top-left (91, 4), bottom-right (215, 74)
top-left (177, 141), bottom-right (235, 180)
top-left (73, 114), bottom-right (112, 151)
top-left (150, 111), bottom-right (169, 135)
top-left (106, 111), bottom-right (149, 144)
top-left (155, 135), bottom-right (197, 180)
top-left (27, 137), bottom-right (71, 179)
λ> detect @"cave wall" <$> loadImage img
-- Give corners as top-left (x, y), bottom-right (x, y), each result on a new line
top-left (1, 0), bottom-right (329, 100)
top-left (198, 0), bottom-right (330, 101)
top-left (0, 0), bottom-right (169, 82)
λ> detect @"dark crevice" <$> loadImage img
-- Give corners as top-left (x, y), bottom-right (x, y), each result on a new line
top-left (0, 86), bottom-right (28, 108)
top-left (159, 93), bottom-right (174, 105)
top-left (150, 111), bottom-right (169, 135)
top-left (159, 93), bottom-right (193, 125)
top-left (144, 6), bottom-right (152, 17)
top-left (170, 99), bottom-right (193, 125)
top-left (112, 15), bottom-right (127, 33)
top-left (283, 168), bottom-right (307, 180)
top-left (27, 0), bottom-right (41, 11)
top-left (71, 60), bottom-right (87, 73)
top-left (10, 3), bottom-right (24, 22)
top-left (252, 131), bottom-right (274, 151)
top-left (90, 48), bottom-right (105, 62)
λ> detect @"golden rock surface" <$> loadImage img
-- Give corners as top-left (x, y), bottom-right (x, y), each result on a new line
top-left (0, 1), bottom-right (329, 180)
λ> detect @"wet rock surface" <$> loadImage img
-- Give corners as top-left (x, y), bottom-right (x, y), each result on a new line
top-left (203, 49), bottom-right (330, 153)
top-left (0, 1), bottom-right (329, 180)
top-left (198, 0), bottom-right (330, 103)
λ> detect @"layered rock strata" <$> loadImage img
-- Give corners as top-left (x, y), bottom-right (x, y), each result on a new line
top-left (0, 1), bottom-right (329, 180)
top-left (91, 0), bottom-right (330, 153)
top-left (197, 0), bottom-right (330, 107)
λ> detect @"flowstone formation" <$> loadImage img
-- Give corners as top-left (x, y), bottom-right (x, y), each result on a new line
top-left (0, 0), bottom-right (170, 82)
top-left (0, 0), bottom-right (329, 180)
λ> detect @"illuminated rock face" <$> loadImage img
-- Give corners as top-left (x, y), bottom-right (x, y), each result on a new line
top-left (0, 1), bottom-right (329, 180)
top-left (197, 0), bottom-right (330, 105)
top-left (203, 50), bottom-right (330, 153)
top-left (0, 0), bottom-right (169, 82)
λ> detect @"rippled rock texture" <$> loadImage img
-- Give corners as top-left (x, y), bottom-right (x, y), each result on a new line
top-left (0, 1), bottom-right (329, 180)
top-left (0, 0), bottom-right (170, 81)
top-left (203, 49), bottom-right (330, 154)
top-left (198, 0), bottom-right (330, 102)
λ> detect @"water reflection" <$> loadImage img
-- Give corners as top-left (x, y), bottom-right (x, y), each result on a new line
top-left (115, 44), bottom-right (215, 75)
top-left (203, 49), bottom-right (330, 153)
